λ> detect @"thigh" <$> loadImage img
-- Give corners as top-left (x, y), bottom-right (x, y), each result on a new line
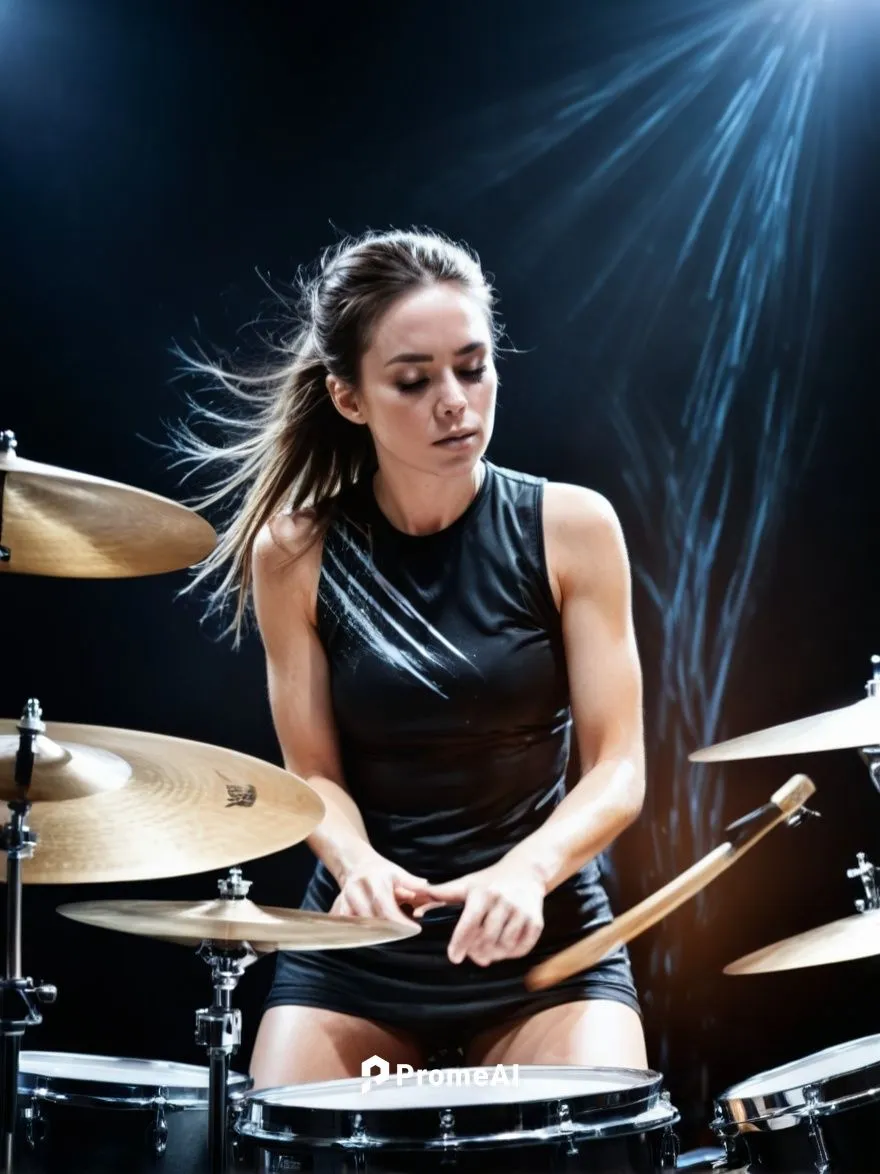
top-left (465, 999), bottom-right (648, 1068)
top-left (249, 1005), bottom-right (425, 1089)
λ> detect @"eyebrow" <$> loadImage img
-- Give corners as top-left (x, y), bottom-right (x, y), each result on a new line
top-left (385, 341), bottom-right (485, 367)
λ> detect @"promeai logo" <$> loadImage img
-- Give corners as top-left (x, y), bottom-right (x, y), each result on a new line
top-left (360, 1054), bottom-right (519, 1094)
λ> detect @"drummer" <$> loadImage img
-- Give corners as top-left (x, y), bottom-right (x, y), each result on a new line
top-left (178, 229), bottom-right (648, 1086)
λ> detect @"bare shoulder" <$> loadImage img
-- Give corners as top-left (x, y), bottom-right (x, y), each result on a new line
top-left (252, 508), bottom-right (325, 625)
top-left (542, 482), bottom-right (630, 605)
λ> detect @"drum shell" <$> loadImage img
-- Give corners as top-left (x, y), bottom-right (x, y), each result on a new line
top-left (714, 1102), bottom-right (880, 1174)
top-left (233, 1065), bottom-right (681, 1173)
top-left (15, 1051), bottom-right (251, 1174)
top-left (712, 1033), bottom-right (880, 1174)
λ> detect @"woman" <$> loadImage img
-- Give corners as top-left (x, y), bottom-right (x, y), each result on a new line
top-left (178, 228), bottom-right (648, 1087)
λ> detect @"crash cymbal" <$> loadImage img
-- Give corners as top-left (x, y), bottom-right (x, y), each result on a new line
top-left (0, 719), bottom-right (324, 884)
top-left (690, 698), bottom-right (880, 763)
top-left (0, 432), bottom-right (216, 577)
top-left (57, 897), bottom-right (420, 954)
top-left (724, 909), bottom-right (880, 975)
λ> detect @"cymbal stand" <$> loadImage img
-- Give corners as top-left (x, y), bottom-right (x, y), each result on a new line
top-left (840, 658), bottom-right (880, 916)
top-left (0, 701), bottom-right (56, 1174)
top-left (194, 870), bottom-right (257, 1174)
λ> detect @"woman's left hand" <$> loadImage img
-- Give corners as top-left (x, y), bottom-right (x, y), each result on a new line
top-left (415, 859), bottom-right (546, 966)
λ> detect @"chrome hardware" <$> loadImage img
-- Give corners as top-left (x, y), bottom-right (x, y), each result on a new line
top-left (847, 852), bottom-right (879, 912)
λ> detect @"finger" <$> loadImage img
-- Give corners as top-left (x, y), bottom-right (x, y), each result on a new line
top-left (420, 880), bottom-right (468, 905)
top-left (411, 901), bottom-right (446, 918)
top-left (448, 893), bottom-right (489, 964)
top-left (498, 910), bottom-right (527, 954)
top-left (344, 885), bottom-right (375, 919)
top-left (507, 919), bottom-right (544, 959)
top-left (469, 902), bottom-right (511, 967)
top-left (366, 879), bottom-right (416, 925)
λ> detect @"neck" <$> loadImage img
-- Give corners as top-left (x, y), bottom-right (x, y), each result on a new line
top-left (372, 460), bottom-right (485, 536)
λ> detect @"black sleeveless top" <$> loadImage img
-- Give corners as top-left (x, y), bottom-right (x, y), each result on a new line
top-left (301, 460), bottom-right (596, 916)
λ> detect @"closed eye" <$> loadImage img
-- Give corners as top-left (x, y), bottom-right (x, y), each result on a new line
top-left (397, 365), bottom-right (487, 393)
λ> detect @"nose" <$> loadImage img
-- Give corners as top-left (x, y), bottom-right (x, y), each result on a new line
top-left (435, 370), bottom-right (468, 416)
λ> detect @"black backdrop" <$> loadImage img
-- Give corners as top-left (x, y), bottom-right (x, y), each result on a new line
top-left (2, 0), bottom-right (879, 1150)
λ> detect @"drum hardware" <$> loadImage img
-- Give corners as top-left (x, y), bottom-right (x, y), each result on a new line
top-left (234, 1064), bottom-right (682, 1171)
top-left (193, 870), bottom-right (258, 1174)
top-left (0, 429), bottom-right (216, 578)
top-left (723, 836), bottom-right (880, 976)
top-left (58, 868), bottom-right (419, 1174)
top-left (0, 703), bottom-right (57, 1174)
top-left (710, 1034), bottom-right (880, 1173)
top-left (846, 852), bottom-right (878, 913)
top-left (14, 1052), bottom-right (252, 1172)
top-left (689, 655), bottom-right (880, 771)
top-left (0, 714), bottom-right (326, 885)
top-left (525, 774), bottom-right (816, 991)
top-left (803, 1086), bottom-right (832, 1174)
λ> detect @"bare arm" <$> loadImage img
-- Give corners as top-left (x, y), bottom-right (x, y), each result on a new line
top-left (252, 513), bottom-right (377, 886)
top-left (418, 484), bottom-right (646, 965)
top-left (506, 483), bottom-right (646, 891)
top-left (252, 515), bottom-right (429, 925)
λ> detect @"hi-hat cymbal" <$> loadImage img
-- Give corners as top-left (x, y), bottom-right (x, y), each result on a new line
top-left (57, 897), bottom-right (420, 954)
top-left (689, 697), bottom-right (880, 763)
top-left (0, 719), bottom-right (324, 884)
top-left (0, 435), bottom-right (216, 577)
top-left (724, 909), bottom-right (880, 975)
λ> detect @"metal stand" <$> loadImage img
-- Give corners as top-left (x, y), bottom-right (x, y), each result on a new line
top-left (843, 658), bottom-right (880, 917)
top-left (194, 870), bottom-right (257, 1174)
top-left (0, 702), bottom-right (57, 1174)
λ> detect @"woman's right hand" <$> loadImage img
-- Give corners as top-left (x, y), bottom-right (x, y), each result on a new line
top-left (328, 848), bottom-right (430, 926)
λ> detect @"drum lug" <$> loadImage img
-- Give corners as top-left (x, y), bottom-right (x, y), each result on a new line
top-left (21, 1101), bottom-right (46, 1149)
top-left (804, 1085), bottom-right (830, 1174)
top-left (149, 1102), bottom-right (169, 1158)
top-left (555, 1100), bottom-right (573, 1133)
top-left (439, 1108), bottom-right (456, 1142)
top-left (660, 1124), bottom-right (680, 1170)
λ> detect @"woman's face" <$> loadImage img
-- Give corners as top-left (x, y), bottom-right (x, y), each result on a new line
top-left (330, 282), bottom-right (497, 478)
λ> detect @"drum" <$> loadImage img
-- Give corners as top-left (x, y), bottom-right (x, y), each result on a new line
top-left (234, 1063), bottom-right (680, 1172)
top-left (711, 1033), bottom-right (880, 1172)
top-left (16, 1050), bottom-right (252, 1173)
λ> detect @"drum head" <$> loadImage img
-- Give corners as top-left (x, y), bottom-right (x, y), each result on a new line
top-left (240, 1064), bottom-right (677, 1149)
top-left (716, 1034), bottom-right (880, 1129)
top-left (258, 1064), bottom-right (654, 1110)
top-left (19, 1051), bottom-right (251, 1108)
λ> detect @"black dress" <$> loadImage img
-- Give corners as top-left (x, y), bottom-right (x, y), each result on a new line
top-left (265, 460), bottom-right (640, 1048)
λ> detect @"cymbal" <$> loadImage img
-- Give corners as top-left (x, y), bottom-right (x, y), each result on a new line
top-left (690, 697), bottom-right (880, 763)
top-left (724, 909), bottom-right (880, 975)
top-left (0, 719), bottom-right (324, 884)
top-left (0, 439), bottom-right (216, 577)
top-left (57, 897), bottom-right (420, 953)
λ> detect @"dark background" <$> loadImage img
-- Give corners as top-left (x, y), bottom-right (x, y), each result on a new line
top-left (1, 0), bottom-right (879, 1151)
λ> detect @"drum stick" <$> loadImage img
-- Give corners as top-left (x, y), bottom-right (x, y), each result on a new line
top-left (524, 773), bottom-right (815, 991)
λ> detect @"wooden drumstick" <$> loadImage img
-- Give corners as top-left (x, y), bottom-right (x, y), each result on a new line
top-left (524, 773), bottom-right (816, 991)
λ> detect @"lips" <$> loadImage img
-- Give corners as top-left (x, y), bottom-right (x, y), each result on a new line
top-left (434, 431), bottom-right (477, 445)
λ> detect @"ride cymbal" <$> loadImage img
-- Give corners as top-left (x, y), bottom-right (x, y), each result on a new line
top-left (0, 719), bottom-right (324, 884)
top-left (0, 433), bottom-right (215, 577)
top-left (57, 897), bottom-right (420, 953)
top-left (724, 909), bottom-right (880, 975)
top-left (690, 697), bottom-right (880, 763)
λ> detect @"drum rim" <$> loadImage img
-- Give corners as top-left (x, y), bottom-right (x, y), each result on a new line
top-left (18, 1050), bottom-right (252, 1109)
top-left (236, 1063), bottom-right (676, 1147)
top-left (713, 1033), bottom-right (880, 1132)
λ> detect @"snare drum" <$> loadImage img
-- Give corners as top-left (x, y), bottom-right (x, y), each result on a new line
top-left (712, 1033), bottom-right (880, 1172)
top-left (234, 1064), bottom-right (680, 1172)
top-left (16, 1051), bottom-right (252, 1173)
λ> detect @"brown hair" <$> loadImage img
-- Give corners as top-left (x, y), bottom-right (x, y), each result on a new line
top-left (171, 227), bottom-right (499, 641)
